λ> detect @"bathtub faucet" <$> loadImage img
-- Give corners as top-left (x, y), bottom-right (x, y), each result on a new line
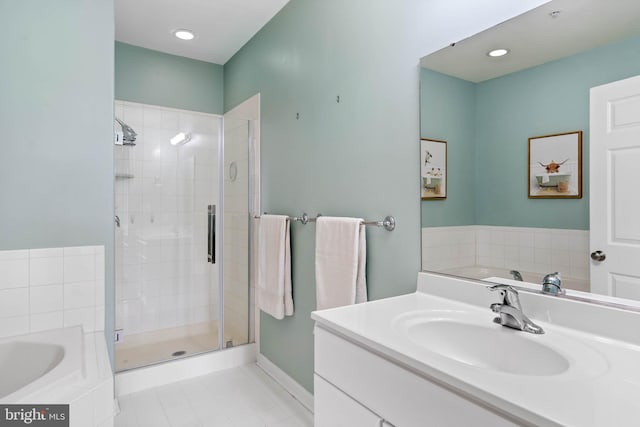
top-left (542, 272), bottom-right (565, 295)
top-left (488, 284), bottom-right (544, 334)
top-left (509, 270), bottom-right (523, 281)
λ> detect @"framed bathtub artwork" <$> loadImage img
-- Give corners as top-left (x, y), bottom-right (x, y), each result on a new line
top-left (421, 138), bottom-right (447, 200)
top-left (528, 131), bottom-right (582, 199)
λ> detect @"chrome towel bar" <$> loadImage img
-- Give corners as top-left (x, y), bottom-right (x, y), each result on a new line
top-left (254, 213), bottom-right (395, 231)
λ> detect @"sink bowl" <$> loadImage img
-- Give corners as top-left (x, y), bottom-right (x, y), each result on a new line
top-left (406, 319), bottom-right (568, 376)
top-left (393, 310), bottom-right (576, 376)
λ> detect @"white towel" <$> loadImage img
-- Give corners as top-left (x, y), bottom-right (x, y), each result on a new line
top-left (257, 215), bottom-right (293, 319)
top-left (542, 174), bottom-right (550, 184)
top-left (315, 217), bottom-right (367, 310)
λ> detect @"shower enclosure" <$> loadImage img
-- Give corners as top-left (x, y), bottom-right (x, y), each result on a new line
top-left (113, 100), bottom-right (253, 371)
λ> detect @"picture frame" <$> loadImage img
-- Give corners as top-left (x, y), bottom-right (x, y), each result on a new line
top-left (421, 138), bottom-right (447, 200)
top-left (528, 131), bottom-right (582, 199)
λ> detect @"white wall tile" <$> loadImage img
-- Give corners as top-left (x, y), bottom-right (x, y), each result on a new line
top-left (29, 248), bottom-right (63, 258)
top-left (0, 315), bottom-right (29, 338)
top-left (0, 245), bottom-right (105, 336)
top-left (427, 226), bottom-right (590, 280)
top-left (143, 107), bottom-right (162, 128)
top-left (490, 229), bottom-right (505, 245)
top-left (64, 307), bottom-right (96, 332)
top-left (504, 230), bottom-right (520, 246)
top-left (30, 256), bottom-right (63, 286)
top-left (95, 307), bottom-right (105, 332)
top-left (0, 250), bottom-right (29, 260)
top-left (95, 277), bottom-right (105, 308)
top-left (0, 288), bottom-right (29, 317)
top-left (96, 252), bottom-right (105, 280)
top-left (31, 311), bottom-right (64, 332)
top-left (30, 284), bottom-right (64, 313)
top-left (534, 230), bottom-right (552, 249)
top-left (64, 246), bottom-right (96, 256)
top-left (64, 255), bottom-right (96, 283)
top-left (0, 258), bottom-right (29, 289)
top-left (518, 231), bottom-right (535, 248)
top-left (551, 232), bottom-right (570, 251)
top-left (64, 282), bottom-right (96, 309)
top-left (534, 248), bottom-right (552, 272)
top-left (122, 103), bottom-right (144, 126)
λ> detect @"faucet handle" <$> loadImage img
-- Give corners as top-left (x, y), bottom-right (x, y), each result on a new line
top-left (488, 284), bottom-right (522, 309)
top-left (488, 284), bottom-right (517, 294)
top-left (542, 272), bottom-right (565, 295)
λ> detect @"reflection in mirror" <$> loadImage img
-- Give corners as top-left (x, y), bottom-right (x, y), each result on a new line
top-left (419, 0), bottom-right (640, 304)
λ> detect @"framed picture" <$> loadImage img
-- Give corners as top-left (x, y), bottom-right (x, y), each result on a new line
top-left (528, 131), bottom-right (582, 199)
top-left (421, 138), bottom-right (447, 200)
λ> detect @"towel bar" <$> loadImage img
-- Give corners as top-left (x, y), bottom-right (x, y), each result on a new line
top-left (254, 213), bottom-right (396, 231)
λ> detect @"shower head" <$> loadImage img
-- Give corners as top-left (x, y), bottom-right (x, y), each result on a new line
top-left (115, 117), bottom-right (137, 145)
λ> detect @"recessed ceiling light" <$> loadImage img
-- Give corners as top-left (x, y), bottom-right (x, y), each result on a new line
top-left (173, 29), bottom-right (195, 41)
top-left (487, 48), bottom-right (509, 58)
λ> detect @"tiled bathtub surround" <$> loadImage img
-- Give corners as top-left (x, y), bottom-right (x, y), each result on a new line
top-left (422, 225), bottom-right (590, 281)
top-left (0, 245), bottom-right (105, 338)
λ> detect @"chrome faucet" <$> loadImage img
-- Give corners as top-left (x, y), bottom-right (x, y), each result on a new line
top-left (488, 284), bottom-right (544, 334)
top-left (510, 270), bottom-right (523, 281)
top-left (542, 272), bottom-right (564, 295)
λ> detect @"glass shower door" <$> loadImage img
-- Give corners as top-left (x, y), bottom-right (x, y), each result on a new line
top-left (114, 101), bottom-right (222, 371)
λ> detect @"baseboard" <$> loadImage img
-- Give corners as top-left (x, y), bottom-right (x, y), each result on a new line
top-left (115, 343), bottom-right (257, 396)
top-left (256, 352), bottom-right (314, 413)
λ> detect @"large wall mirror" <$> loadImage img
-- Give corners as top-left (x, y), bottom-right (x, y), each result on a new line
top-left (420, 0), bottom-right (640, 306)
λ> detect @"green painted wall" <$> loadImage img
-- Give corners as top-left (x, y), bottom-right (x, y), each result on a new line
top-left (420, 69), bottom-right (476, 226)
top-left (115, 42), bottom-right (224, 114)
top-left (224, 0), bottom-right (551, 393)
top-left (475, 36), bottom-right (640, 229)
top-left (0, 0), bottom-right (115, 359)
top-left (420, 36), bottom-right (640, 230)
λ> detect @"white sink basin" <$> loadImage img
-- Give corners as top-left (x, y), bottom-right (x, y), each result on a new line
top-left (406, 319), bottom-right (568, 375)
top-left (393, 310), bottom-right (606, 377)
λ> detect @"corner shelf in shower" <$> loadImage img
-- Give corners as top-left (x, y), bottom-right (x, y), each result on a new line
top-left (115, 173), bottom-right (135, 179)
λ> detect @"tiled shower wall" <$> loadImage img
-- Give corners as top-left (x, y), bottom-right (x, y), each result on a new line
top-left (114, 101), bottom-right (220, 336)
top-left (0, 245), bottom-right (105, 338)
top-left (422, 225), bottom-right (590, 280)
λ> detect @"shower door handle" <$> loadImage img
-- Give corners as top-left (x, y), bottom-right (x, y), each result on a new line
top-left (208, 205), bottom-right (216, 264)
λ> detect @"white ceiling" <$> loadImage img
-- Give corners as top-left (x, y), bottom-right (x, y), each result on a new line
top-left (421, 0), bottom-right (640, 83)
top-left (115, 0), bottom-right (290, 65)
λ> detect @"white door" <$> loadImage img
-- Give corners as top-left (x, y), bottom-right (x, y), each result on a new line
top-left (590, 74), bottom-right (640, 300)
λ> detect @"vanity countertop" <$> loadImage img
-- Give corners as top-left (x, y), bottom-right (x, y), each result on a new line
top-left (311, 273), bottom-right (640, 427)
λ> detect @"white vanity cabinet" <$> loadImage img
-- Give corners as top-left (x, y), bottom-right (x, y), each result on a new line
top-left (314, 325), bottom-right (520, 427)
top-left (314, 375), bottom-right (384, 426)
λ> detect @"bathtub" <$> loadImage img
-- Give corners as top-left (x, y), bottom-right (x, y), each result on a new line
top-left (0, 326), bottom-right (114, 427)
top-left (0, 326), bottom-right (83, 403)
top-left (436, 265), bottom-right (590, 293)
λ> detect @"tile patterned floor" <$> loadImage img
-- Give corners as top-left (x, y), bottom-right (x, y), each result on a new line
top-left (115, 364), bottom-right (313, 427)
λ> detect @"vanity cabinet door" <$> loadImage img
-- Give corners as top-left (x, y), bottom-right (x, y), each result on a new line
top-left (315, 326), bottom-right (520, 427)
top-left (315, 374), bottom-right (383, 427)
